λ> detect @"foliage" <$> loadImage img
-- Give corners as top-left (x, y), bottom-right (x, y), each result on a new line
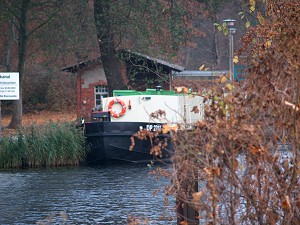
top-left (152, 0), bottom-right (300, 224)
top-left (0, 122), bottom-right (87, 169)
top-left (103, 0), bottom-right (203, 57)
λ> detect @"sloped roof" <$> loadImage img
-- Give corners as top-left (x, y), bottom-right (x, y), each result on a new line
top-left (62, 50), bottom-right (184, 73)
top-left (62, 57), bottom-right (102, 74)
top-left (119, 49), bottom-right (184, 72)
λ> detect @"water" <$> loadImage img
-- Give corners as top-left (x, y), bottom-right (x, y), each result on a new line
top-left (0, 164), bottom-right (176, 225)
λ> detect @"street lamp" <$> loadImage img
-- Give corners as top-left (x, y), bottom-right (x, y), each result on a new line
top-left (223, 19), bottom-right (236, 81)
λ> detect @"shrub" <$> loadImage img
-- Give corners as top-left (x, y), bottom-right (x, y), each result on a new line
top-left (0, 122), bottom-right (87, 169)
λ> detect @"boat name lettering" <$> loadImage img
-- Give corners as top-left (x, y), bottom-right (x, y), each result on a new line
top-left (146, 124), bottom-right (162, 131)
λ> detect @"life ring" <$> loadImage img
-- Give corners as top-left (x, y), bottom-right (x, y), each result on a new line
top-left (108, 99), bottom-right (127, 118)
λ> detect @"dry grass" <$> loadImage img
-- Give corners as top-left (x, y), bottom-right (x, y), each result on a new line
top-left (1, 110), bottom-right (77, 137)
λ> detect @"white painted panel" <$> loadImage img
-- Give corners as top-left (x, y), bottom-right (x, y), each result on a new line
top-left (102, 94), bottom-right (204, 124)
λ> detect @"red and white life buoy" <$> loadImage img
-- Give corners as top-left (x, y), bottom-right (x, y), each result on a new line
top-left (108, 99), bottom-right (127, 118)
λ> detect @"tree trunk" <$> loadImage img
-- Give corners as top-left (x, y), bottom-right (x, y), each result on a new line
top-left (8, 0), bottom-right (30, 129)
top-left (1, 15), bottom-right (16, 138)
top-left (94, 0), bottom-right (127, 96)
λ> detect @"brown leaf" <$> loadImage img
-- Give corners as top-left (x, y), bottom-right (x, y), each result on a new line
top-left (175, 86), bottom-right (183, 93)
top-left (179, 221), bottom-right (189, 225)
top-left (196, 120), bottom-right (206, 128)
top-left (191, 106), bottom-right (200, 113)
top-left (183, 87), bottom-right (189, 94)
top-left (282, 195), bottom-right (291, 209)
top-left (212, 167), bottom-right (221, 176)
top-left (162, 124), bottom-right (170, 134)
top-left (233, 158), bottom-right (239, 171)
top-left (242, 124), bottom-right (255, 134)
top-left (203, 167), bottom-right (212, 176)
top-left (249, 145), bottom-right (265, 156)
top-left (224, 95), bottom-right (233, 104)
top-left (192, 191), bottom-right (203, 202)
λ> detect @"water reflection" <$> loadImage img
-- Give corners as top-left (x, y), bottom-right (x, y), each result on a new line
top-left (0, 164), bottom-right (175, 225)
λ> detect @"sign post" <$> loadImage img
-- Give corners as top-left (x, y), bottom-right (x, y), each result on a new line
top-left (0, 72), bottom-right (19, 141)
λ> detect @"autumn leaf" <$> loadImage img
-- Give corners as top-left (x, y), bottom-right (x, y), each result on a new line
top-left (220, 76), bottom-right (228, 83)
top-left (233, 158), bottom-right (239, 171)
top-left (192, 191), bottom-right (203, 202)
top-left (205, 143), bottom-right (212, 152)
top-left (249, 145), bottom-right (265, 155)
top-left (199, 64), bottom-right (205, 71)
top-left (282, 195), bottom-right (291, 209)
top-left (239, 164), bottom-right (243, 171)
top-left (183, 87), bottom-right (189, 94)
top-left (257, 12), bottom-right (265, 24)
top-left (224, 95), bottom-right (233, 104)
top-left (212, 167), bottom-right (221, 176)
top-left (245, 21), bottom-right (251, 28)
top-left (170, 124), bottom-right (178, 132)
top-left (223, 28), bottom-right (228, 35)
top-left (285, 101), bottom-right (299, 111)
top-left (196, 120), bottom-right (206, 128)
top-left (204, 167), bottom-right (212, 175)
top-left (175, 86), bottom-right (183, 93)
top-left (222, 108), bottom-right (227, 116)
top-left (226, 83), bottom-right (234, 91)
top-left (179, 221), bottom-right (189, 225)
top-left (162, 124), bottom-right (170, 134)
top-left (241, 124), bottom-right (255, 134)
top-left (214, 78), bottom-right (221, 83)
top-left (162, 124), bottom-right (178, 134)
top-left (233, 55), bottom-right (239, 64)
top-left (249, 0), bottom-right (256, 7)
top-left (264, 40), bottom-right (272, 48)
top-left (191, 106), bottom-right (200, 113)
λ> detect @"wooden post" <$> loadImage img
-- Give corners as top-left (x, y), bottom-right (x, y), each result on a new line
top-left (0, 100), bottom-right (2, 141)
top-left (177, 176), bottom-right (199, 224)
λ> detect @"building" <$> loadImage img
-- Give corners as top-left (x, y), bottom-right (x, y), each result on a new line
top-left (62, 50), bottom-right (184, 119)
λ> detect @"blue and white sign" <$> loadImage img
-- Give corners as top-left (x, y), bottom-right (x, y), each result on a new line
top-left (0, 72), bottom-right (19, 100)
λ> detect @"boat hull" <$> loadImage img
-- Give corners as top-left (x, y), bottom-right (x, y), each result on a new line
top-left (84, 122), bottom-right (172, 164)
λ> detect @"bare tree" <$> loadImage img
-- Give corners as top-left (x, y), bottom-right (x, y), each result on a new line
top-left (1, 0), bottom-right (66, 128)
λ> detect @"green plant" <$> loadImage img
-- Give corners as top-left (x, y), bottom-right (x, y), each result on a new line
top-left (0, 122), bottom-right (87, 169)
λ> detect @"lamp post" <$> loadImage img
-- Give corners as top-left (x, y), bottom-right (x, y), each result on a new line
top-left (223, 19), bottom-right (236, 81)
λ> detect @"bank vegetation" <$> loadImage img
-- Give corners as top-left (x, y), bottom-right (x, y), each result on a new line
top-left (0, 122), bottom-right (86, 169)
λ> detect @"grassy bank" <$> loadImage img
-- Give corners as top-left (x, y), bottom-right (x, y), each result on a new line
top-left (0, 122), bottom-right (87, 169)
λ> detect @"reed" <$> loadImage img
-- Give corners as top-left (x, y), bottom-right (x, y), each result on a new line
top-left (0, 122), bottom-right (87, 169)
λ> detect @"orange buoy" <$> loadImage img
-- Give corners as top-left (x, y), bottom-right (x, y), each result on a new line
top-left (108, 99), bottom-right (127, 118)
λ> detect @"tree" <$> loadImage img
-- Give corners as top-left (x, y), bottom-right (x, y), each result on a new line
top-left (0, 0), bottom-right (63, 128)
top-left (93, 0), bottom-right (126, 95)
top-left (162, 0), bottom-right (300, 223)
top-left (0, 0), bottom-right (92, 128)
top-left (198, 0), bottom-right (233, 68)
top-left (93, 0), bottom-right (204, 94)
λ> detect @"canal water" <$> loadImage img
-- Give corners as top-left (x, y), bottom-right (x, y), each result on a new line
top-left (0, 164), bottom-right (176, 225)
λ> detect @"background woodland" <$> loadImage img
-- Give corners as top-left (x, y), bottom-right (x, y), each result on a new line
top-left (0, 0), bottom-right (246, 116)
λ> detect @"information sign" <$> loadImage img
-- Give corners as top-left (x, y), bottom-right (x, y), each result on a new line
top-left (0, 72), bottom-right (19, 100)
